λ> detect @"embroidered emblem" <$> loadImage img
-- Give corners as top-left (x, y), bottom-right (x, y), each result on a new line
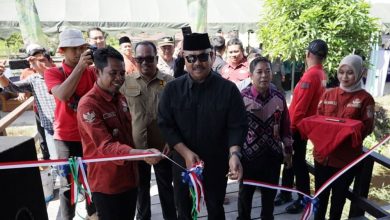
top-left (347, 98), bottom-right (362, 108)
top-left (300, 82), bottom-right (310, 89)
top-left (103, 112), bottom-right (116, 119)
top-left (83, 111), bottom-right (96, 123)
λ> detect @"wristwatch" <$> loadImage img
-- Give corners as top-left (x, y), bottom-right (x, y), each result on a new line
top-left (229, 151), bottom-right (242, 160)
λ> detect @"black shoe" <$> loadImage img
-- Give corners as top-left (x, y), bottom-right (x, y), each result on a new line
top-left (274, 193), bottom-right (292, 206)
top-left (285, 199), bottom-right (304, 214)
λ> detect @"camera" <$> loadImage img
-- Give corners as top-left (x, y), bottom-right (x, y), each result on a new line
top-left (88, 45), bottom-right (98, 60)
top-left (9, 59), bottom-right (30, 70)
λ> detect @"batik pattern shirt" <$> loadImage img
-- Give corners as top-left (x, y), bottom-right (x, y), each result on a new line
top-left (241, 85), bottom-right (292, 161)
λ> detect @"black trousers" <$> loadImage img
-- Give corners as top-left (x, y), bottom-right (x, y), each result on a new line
top-left (171, 151), bottom-right (228, 220)
top-left (279, 132), bottom-right (310, 198)
top-left (314, 162), bottom-right (358, 220)
top-left (136, 159), bottom-right (177, 220)
top-left (238, 155), bottom-right (282, 220)
top-left (35, 112), bottom-right (49, 160)
top-left (93, 188), bottom-right (138, 220)
top-left (55, 140), bottom-right (96, 219)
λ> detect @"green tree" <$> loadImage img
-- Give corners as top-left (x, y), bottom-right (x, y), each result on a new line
top-left (258, 0), bottom-right (380, 80)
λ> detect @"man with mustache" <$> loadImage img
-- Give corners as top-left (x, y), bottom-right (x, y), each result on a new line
top-left (121, 41), bottom-right (177, 220)
top-left (158, 33), bottom-right (248, 220)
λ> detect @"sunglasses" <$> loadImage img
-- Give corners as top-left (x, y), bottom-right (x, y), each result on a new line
top-left (185, 53), bottom-right (210, 63)
top-left (134, 56), bottom-right (156, 63)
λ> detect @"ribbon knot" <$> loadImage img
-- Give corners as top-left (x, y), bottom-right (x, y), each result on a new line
top-left (181, 161), bottom-right (205, 220)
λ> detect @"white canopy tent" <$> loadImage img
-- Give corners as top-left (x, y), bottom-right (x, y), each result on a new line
top-left (0, 0), bottom-right (263, 39)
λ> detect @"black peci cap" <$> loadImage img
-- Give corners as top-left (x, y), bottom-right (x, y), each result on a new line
top-left (183, 33), bottom-right (212, 51)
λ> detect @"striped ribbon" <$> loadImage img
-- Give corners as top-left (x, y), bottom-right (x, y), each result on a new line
top-left (244, 134), bottom-right (390, 220)
top-left (182, 161), bottom-right (205, 220)
top-left (0, 152), bottom-right (160, 206)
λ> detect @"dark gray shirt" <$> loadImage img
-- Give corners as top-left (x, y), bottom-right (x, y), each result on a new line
top-left (212, 55), bottom-right (227, 75)
top-left (158, 72), bottom-right (248, 160)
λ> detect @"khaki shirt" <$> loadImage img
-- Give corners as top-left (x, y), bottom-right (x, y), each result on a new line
top-left (121, 71), bottom-right (174, 150)
top-left (157, 58), bottom-right (175, 76)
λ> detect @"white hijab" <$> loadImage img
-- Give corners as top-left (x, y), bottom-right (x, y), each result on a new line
top-left (338, 54), bottom-right (364, 93)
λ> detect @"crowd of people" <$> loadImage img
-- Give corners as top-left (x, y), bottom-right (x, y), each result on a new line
top-left (0, 27), bottom-right (375, 220)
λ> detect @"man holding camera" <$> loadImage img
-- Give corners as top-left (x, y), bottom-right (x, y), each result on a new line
top-left (0, 44), bottom-right (57, 160)
top-left (44, 28), bottom-right (97, 220)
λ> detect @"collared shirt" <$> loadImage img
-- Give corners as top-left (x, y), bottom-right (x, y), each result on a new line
top-left (124, 55), bottom-right (137, 75)
top-left (316, 87), bottom-right (374, 168)
top-left (77, 83), bottom-right (138, 194)
top-left (5, 74), bottom-right (56, 134)
top-left (289, 64), bottom-right (326, 133)
top-left (158, 72), bottom-right (248, 160)
top-left (45, 61), bottom-right (96, 141)
top-left (241, 85), bottom-right (292, 161)
top-left (121, 71), bottom-right (174, 150)
top-left (221, 59), bottom-right (250, 83)
top-left (157, 58), bottom-right (175, 76)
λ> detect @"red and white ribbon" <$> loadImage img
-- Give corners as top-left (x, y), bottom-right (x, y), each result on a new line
top-left (244, 135), bottom-right (390, 220)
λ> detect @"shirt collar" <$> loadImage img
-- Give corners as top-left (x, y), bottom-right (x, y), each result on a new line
top-left (187, 71), bottom-right (214, 89)
top-left (250, 85), bottom-right (272, 99)
top-left (94, 83), bottom-right (117, 102)
top-left (228, 58), bottom-right (248, 69)
top-left (133, 70), bottom-right (164, 81)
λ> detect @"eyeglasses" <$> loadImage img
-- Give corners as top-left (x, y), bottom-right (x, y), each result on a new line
top-left (134, 56), bottom-right (156, 63)
top-left (185, 53), bottom-right (210, 63)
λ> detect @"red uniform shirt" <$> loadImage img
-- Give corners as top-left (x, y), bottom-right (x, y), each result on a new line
top-left (289, 64), bottom-right (326, 133)
top-left (44, 62), bottom-right (96, 141)
top-left (316, 87), bottom-right (375, 168)
top-left (221, 60), bottom-right (250, 83)
top-left (77, 84), bottom-right (138, 194)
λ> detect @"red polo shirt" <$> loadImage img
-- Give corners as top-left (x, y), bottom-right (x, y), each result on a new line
top-left (221, 60), bottom-right (250, 83)
top-left (289, 64), bottom-right (326, 134)
top-left (77, 83), bottom-right (138, 194)
top-left (44, 61), bottom-right (96, 141)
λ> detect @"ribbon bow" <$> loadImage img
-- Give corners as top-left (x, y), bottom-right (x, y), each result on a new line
top-left (68, 157), bottom-right (92, 205)
top-left (301, 196), bottom-right (319, 220)
top-left (182, 161), bottom-right (205, 220)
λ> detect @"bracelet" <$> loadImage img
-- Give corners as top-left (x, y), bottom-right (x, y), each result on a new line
top-left (229, 151), bottom-right (242, 160)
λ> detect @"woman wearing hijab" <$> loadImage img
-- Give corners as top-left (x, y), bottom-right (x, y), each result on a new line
top-left (315, 54), bottom-right (375, 220)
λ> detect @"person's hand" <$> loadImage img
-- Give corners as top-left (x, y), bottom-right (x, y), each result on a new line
top-left (162, 144), bottom-right (170, 157)
top-left (182, 149), bottom-right (201, 169)
top-left (283, 153), bottom-right (292, 169)
top-left (76, 49), bottom-right (94, 70)
top-left (143, 148), bottom-right (162, 165)
top-left (227, 155), bottom-right (243, 180)
top-left (16, 93), bottom-right (29, 101)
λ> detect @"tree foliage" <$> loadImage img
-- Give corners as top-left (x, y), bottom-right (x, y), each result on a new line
top-left (258, 0), bottom-right (380, 78)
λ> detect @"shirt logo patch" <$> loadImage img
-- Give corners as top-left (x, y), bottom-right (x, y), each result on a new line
top-left (300, 82), bottom-right (310, 89)
top-left (347, 98), bottom-right (362, 108)
top-left (103, 112), bottom-right (116, 119)
top-left (83, 111), bottom-right (96, 123)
